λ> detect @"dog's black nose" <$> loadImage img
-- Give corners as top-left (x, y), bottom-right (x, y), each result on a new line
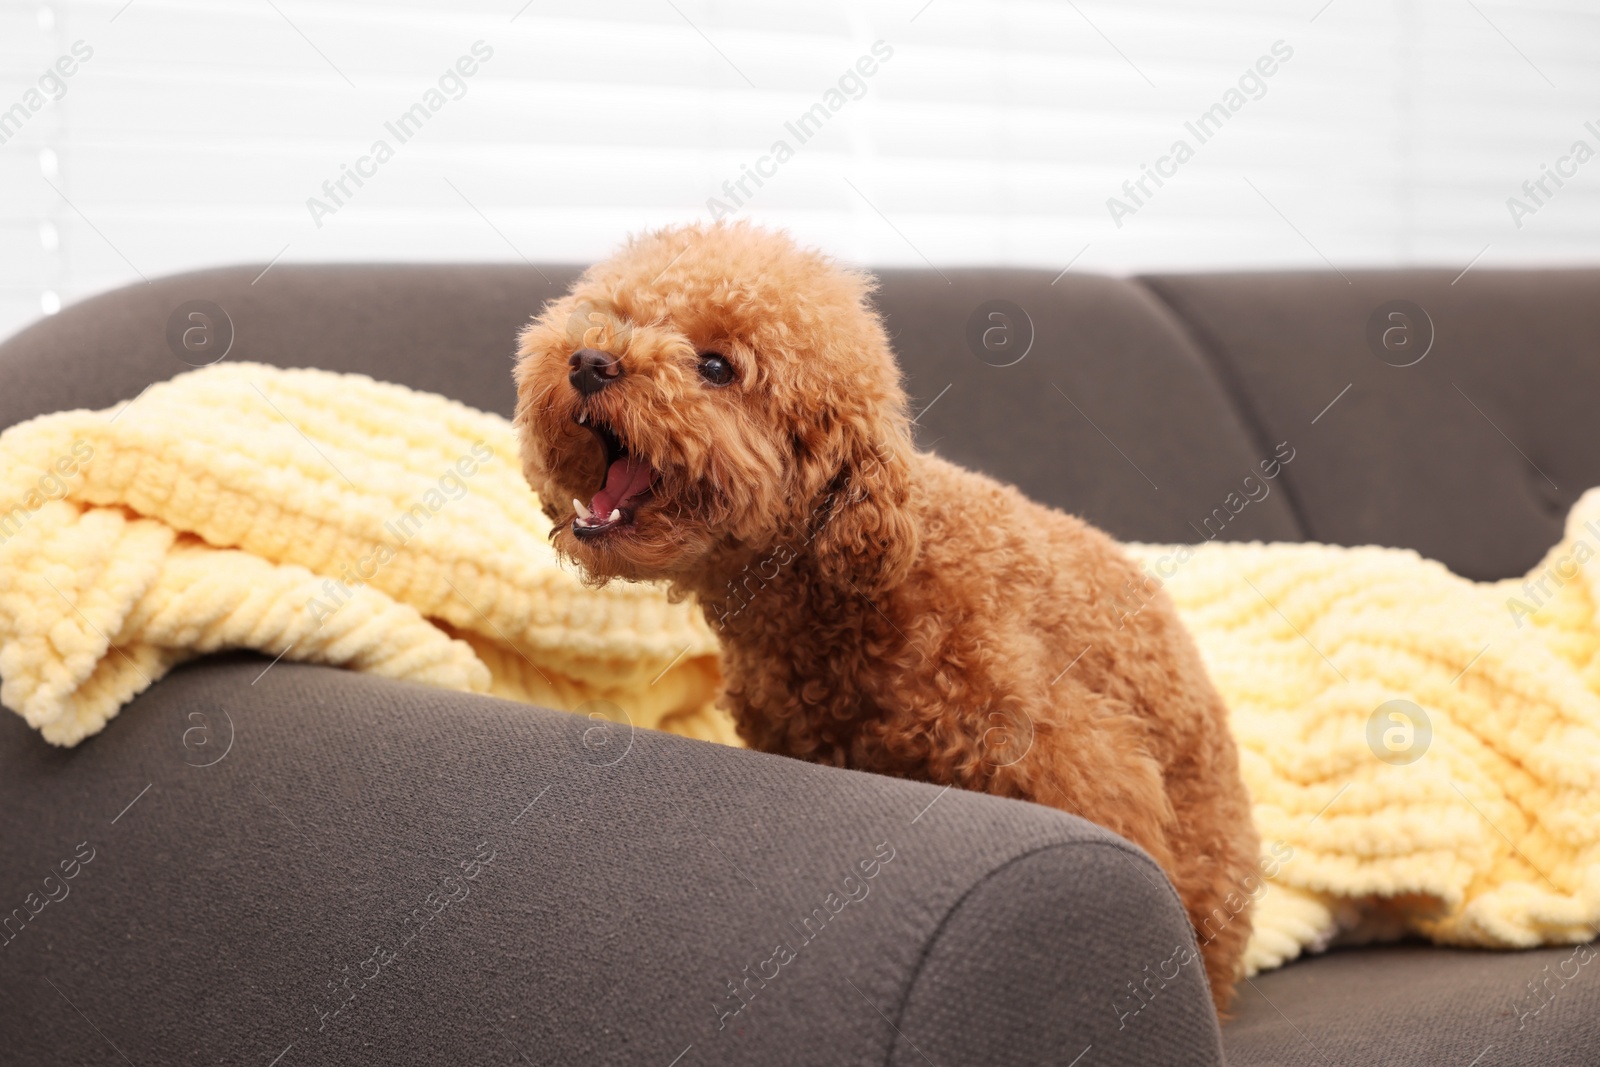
top-left (569, 348), bottom-right (622, 396)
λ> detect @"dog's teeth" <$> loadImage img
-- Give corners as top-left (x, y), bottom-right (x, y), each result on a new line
top-left (573, 498), bottom-right (592, 520)
top-left (577, 412), bottom-right (587, 425)
top-left (608, 509), bottom-right (621, 523)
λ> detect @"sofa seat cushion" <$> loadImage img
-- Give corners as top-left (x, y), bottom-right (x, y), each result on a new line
top-left (1224, 940), bottom-right (1600, 1066)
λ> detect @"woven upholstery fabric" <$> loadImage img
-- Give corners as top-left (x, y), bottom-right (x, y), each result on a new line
top-left (0, 656), bottom-right (1219, 1067)
top-left (893, 843), bottom-right (1225, 1065)
top-left (875, 267), bottom-right (1305, 547)
top-left (0, 263), bottom-right (579, 434)
top-left (1225, 942), bottom-right (1600, 1066)
top-left (1141, 269), bottom-right (1600, 581)
top-left (0, 263), bottom-right (1303, 549)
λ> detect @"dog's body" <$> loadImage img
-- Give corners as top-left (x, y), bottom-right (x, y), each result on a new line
top-left (515, 222), bottom-right (1259, 1010)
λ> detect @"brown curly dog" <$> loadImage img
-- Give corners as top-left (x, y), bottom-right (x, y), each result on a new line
top-left (513, 221), bottom-right (1259, 1012)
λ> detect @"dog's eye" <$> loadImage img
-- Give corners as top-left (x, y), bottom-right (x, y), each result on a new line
top-left (697, 353), bottom-right (735, 387)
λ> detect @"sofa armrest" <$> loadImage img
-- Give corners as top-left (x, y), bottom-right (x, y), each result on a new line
top-left (0, 655), bottom-right (1219, 1066)
top-left (895, 842), bottom-right (1223, 1065)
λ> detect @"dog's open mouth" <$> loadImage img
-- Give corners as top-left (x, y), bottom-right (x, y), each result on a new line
top-left (571, 411), bottom-right (655, 539)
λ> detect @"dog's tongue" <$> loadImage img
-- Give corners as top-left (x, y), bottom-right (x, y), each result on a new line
top-left (591, 455), bottom-right (653, 517)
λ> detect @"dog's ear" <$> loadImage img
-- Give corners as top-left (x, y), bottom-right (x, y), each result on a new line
top-left (809, 415), bottom-right (920, 595)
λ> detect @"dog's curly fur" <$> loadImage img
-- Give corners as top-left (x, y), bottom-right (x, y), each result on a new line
top-left (513, 221), bottom-right (1259, 1011)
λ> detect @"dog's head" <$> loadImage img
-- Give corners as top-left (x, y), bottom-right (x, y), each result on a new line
top-left (514, 221), bottom-right (918, 594)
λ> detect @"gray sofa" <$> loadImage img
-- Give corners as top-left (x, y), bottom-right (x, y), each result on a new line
top-left (2, 263), bottom-right (1597, 1065)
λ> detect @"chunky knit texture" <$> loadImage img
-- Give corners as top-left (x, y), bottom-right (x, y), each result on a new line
top-left (0, 363), bottom-right (731, 749)
top-left (3, 363), bottom-right (1597, 976)
top-left (1127, 498), bottom-right (1600, 974)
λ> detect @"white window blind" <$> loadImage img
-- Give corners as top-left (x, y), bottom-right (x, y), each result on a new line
top-left (2, 0), bottom-right (1597, 344)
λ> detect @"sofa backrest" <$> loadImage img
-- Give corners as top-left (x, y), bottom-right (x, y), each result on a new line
top-left (3, 263), bottom-right (1595, 579)
top-left (875, 268), bottom-right (1302, 548)
top-left (1144, 269), bottom-right (1600, 580)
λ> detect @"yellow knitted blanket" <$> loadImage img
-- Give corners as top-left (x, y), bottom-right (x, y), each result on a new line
top-left (0, 362), bottom-right (734, 750)
top-left (3, 364), bottom-right (1596, 975)
top-left (1127, 518), bottom-right (1600, 974)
